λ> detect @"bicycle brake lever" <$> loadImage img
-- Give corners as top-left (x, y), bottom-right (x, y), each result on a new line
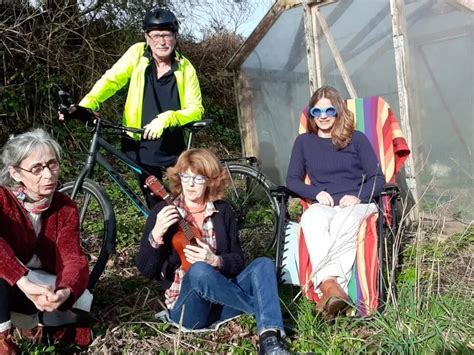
top-left (58, 90), bottom-right (72, 114)
top-left (101, 120), bottom-right (144, 135)
top-left (57, 90), bottom-right (95, 124)
top-left (125, 127), bottom-right (145, 134)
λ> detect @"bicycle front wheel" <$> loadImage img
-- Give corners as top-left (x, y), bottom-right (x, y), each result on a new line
top-left (59, 179), bottom-right (116, 289)
top-left (224, 163), bottom-right (279, 262)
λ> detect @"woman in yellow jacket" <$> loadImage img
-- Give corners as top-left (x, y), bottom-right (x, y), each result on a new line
top-left (80, 8), bottom-right (204, 208)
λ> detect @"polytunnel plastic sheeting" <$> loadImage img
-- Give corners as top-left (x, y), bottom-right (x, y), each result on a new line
top-left (318, 0), bottom-right (400, 116)
top-left (242, 72), bottom-right (309, 184)
top-left (405, 0), bottom-right (474, 220)
top-left (242, 7), bottom-right (307, 73)
top-left (240, 6), bottom-right (309, 184)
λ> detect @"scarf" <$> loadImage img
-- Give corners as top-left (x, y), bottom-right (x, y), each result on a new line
top-left (10, 185), bottom-right (52, 214)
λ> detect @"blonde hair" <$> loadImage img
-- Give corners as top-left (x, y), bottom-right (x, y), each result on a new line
top-left (307, 86), bottom-right (354, 149)
top-left (166, 148), bottom-right (229, 201)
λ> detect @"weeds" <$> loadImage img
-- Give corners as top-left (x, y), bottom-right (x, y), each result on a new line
top-left (26, 159), bottom-right (474, 353)
top-left (21, 219), bottom-right (471, 353)
top-left (81, 221), bottom-right (472, 353)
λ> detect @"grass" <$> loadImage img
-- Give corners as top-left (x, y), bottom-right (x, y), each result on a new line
top-left (29, 156), bottom-right (474, 352)
top-left (66, 219), bottom-right (471, 353)
top-left (287, 229), bottom-right (473, 354)
top-left (20, 219), bottom-right (472, 353)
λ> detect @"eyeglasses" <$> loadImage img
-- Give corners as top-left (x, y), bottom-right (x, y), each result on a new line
top-left (147, 32), bottom-right (175, 42)
top-left (309, 106), bottom-right (337, 118)
top-left (17, 159), bottom-right (60, 176)
top-left (178, 173), bottom-right (207, 185)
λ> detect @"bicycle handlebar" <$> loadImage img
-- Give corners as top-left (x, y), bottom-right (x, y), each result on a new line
top-left (101, 120), bottom-right (145, 134)
top-left (58, 91), bottom-right (144, 134)
top-left (58, 90), bottom-right (211, 136)
top-left (61, 104), bottom-right (97, 123)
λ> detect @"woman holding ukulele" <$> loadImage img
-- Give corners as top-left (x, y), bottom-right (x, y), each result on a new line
top-left (136, 148), bottom-right (288, 355)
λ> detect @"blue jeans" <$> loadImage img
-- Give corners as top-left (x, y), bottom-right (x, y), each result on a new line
top-left (169, 257), bottom-right (284, 334)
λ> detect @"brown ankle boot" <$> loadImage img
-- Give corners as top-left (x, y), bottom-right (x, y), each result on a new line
top-left (0, 329), bottom-right (18, 355)
top-left (317, 279), bottom-right (350, 319)
top-left (19, 326), bottom-right (43, 344)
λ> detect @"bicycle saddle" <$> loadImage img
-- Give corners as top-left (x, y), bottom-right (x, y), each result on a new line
top-left (184, 119), bottom-right (213, 132)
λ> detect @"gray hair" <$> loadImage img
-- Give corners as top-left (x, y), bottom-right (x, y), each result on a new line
top-left (0, 128), bottom-right (62, 187)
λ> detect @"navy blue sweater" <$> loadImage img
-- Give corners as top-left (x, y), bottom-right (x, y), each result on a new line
top-left (286, 131), bottom-right (385, 205)
top-left (136, 200), bottom-right (245, 283)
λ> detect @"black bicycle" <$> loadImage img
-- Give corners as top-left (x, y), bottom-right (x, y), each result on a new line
top-left (58, 93), bottom-right (279, 289)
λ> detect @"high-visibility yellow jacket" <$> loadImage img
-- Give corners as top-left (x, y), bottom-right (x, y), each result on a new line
top-left (79, 43), bottom-right (204, 140)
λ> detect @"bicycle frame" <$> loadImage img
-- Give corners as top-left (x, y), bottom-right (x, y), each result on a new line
top-left (69, 119), bottom-right (154, 218)
top-left (60, 100), bottom-right (280, 286)
top-left (67, 113), bottom-right (276, 229)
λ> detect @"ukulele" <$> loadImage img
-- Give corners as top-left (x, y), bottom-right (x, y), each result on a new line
top-left (145, 175), bottom-right (202, 272)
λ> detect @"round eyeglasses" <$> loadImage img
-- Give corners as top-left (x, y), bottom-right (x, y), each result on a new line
top-left (178, 173), bottom-right (207, 185)
top-left (309, 106), bottom-right (337, 118)
top-left (17, 159), bottom-right (60, 176)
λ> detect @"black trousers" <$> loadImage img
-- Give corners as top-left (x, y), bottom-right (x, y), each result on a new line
top-left (0, 279), bottom-right (38, 323)
top-left (136, 163), bottom-right (165, 210)
top-left (121, 137), bottom-right (169, 210)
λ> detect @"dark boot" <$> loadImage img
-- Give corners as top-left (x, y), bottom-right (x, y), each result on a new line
top-left (318, 279), bottom-right (350, 319)
top-left (19, 326), bottom-right (43, 344)
top-left (0, 329), bottom-right (18, 355)
top-left (258, 330), bottom-right (290, 355)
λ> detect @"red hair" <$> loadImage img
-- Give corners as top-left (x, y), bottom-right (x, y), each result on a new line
top-left (166, 148), bottom-right (229, 201)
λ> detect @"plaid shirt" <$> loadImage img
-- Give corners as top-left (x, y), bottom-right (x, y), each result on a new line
top-left (157, 198), bottom-right (218, 309)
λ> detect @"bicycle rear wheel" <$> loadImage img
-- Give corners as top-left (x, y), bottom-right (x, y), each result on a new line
top-left (224, 163), bottom-right (279, 262)
top-left (59, 179), bottom-right (116, 289)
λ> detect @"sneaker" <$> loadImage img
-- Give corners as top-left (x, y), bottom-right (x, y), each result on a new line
top-left (258, 332), bottom-right (290, 355)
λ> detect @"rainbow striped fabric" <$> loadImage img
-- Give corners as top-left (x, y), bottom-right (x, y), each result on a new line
top-left (294, 96), bottom-right (410, 316)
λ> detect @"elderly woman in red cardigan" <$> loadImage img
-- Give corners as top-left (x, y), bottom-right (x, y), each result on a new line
top-left (0, 129), bottom-right (89, 353)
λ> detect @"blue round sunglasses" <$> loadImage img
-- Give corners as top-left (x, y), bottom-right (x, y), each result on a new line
top-left (309, 106), bottom-right (337, 118)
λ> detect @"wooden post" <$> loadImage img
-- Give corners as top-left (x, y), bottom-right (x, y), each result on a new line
top-left (390, 0), bottom-right (419, 217)
top-left (456, 0), bottom-right (474, 11)
top-left (235, 73), bottom-right (258, 158)
top-left (232, 72), bottom-right (245, 157)
top-left (312, 5), bottom-right (323, 88)
top-left (314, 8), bottom-right (358, 98)
top-left (302, 0), bottom-right (318, 93)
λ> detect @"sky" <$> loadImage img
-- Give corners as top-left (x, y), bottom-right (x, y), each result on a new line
top-left (26, 0), bottom-right (274, 39)
top-left (182, 0), bottom-right (275, 39)
top-left (238, 0), bottom-right (274, 37)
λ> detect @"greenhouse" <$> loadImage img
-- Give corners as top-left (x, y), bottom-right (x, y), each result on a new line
top-left (227, 0), bottom-right (473, 222)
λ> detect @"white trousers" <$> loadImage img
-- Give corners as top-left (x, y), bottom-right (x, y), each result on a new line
top-left (300, 203), bottom-right (378, 292)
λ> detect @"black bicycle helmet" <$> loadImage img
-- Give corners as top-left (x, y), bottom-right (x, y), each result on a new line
top-left (143, 8), bottom-right (179, 33)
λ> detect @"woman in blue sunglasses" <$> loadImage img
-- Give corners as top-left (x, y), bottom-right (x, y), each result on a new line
top-left (286, 86), bottom-right (385, 319)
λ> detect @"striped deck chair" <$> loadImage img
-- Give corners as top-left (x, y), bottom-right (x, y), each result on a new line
top-left (271, 96), bottom-right (410, 316)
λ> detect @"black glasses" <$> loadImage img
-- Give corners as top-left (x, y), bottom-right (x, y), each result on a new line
top-left (309, 106), bottom-right (337, 118)
top-left (17, 160), bottom-right (60, 176)
top-left (178, 173), bottom-right (207, 185)
top-left (147, 32), bottom-right (174, 42)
